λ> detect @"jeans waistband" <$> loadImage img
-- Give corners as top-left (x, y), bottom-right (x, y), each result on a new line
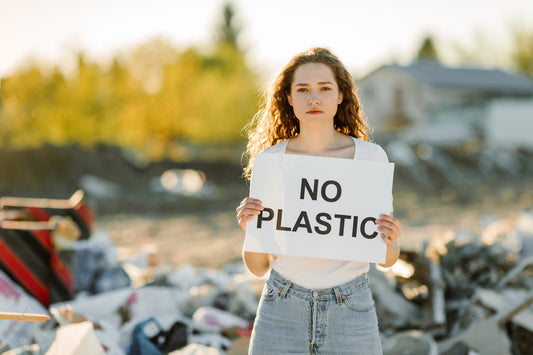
top-left (268, 269), bottom-right (369, 303)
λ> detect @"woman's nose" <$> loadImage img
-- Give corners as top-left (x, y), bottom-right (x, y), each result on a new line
top-left (308, 92), bottom-right (319, 105)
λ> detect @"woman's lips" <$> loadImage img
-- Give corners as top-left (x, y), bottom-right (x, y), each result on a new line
top-left (306, 109), bottom-right (323, 114)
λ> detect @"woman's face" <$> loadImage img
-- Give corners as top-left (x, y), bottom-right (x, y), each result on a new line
top-left (287, 62), bottom-right (343, 125)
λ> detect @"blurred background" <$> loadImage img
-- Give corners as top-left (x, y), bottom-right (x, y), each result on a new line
top-left (1, 0), bottom-right (532, 263)
top-left (1, 1), bottom-right (533, 353)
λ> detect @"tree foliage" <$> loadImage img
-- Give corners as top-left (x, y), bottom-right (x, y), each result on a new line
top-left (449, 30), bottom-right (507, 67)
top-left (449, 26), bottom-right (533, 78)
top-left (510, 25), bottom-right (533, 78)
top-left (214, 2), bottom-right (241, 49)
top-left (0, 7), bottom-right (258, 160)
top-left (416, 36), bottom-right (440, 61)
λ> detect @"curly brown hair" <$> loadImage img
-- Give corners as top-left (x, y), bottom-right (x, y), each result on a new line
top-left (242, 47), bottom-right (370, 180)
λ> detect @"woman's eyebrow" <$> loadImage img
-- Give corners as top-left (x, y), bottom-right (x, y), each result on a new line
top-left (294, 81), bottom-right (334, 86)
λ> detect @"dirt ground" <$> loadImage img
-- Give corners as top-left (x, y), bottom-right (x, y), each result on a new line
top-left (96, 210), bottom-right (245, 269)
top-left (96, 178), bottom-right (533, 270)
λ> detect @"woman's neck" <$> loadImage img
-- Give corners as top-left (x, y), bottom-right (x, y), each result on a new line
top-left (289, 127), bottom-right (349, 156)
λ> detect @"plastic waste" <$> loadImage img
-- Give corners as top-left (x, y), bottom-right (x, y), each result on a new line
top-left (382, 330), bottom-right (438, 355)
top-left (90, 266), bottom-right (131, 294)
top-left (60, 231), bottom-right (118, 293)
top-left (3, 344), bottom-right (41, 355)
top-left (0, 341), bottom-right (11, 353)
top-left (168, 343), bottom-right (222, 355)
top-left (0, 269), bottom-right (49, 349)
top-left (192, 307), bottom-right (249, 333)
top-left (127, 317), bottom-right (163, 355)
top-left (188, 334), bottom-right (232, 353)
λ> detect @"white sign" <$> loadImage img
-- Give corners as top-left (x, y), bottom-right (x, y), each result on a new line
top-left (243, 153), bottom-right (394, 263)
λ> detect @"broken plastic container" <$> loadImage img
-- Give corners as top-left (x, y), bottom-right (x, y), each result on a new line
top-left (192, 307), bottom-right (249, 333)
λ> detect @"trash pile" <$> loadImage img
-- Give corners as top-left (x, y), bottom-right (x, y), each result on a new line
top-left (385, 140), bottom-right (533, 189)
top-left (0, 258), bottom-right (259, 355)
top-left (0, 191), bottom-right (259, 354)
top-left (1, 190), bottom-right (532, 354)
top-left (376, 211), bottom-right (533, 355)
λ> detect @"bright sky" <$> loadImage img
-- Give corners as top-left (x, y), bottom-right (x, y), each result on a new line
top-left (1, 0), bottom-right (532, 80)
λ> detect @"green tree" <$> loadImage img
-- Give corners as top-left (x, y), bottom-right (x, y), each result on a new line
top-left (449, 30), bottom-right (506, 67)
top-left (510, 25), bottom-right (533, 78)
top-left (214, 2), bottom-right (241, 49)
top-left (448, 26), bottom-right (533, 77)
top-left (0, 65), bottom-right (64, 148)
top-left (416, 35), bottom-right (439, 61)
top-left (0, 2), bottom-right (259, 161)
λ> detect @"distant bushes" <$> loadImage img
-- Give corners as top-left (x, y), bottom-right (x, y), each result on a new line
top-left (0, 40), bottom-right (259, 161)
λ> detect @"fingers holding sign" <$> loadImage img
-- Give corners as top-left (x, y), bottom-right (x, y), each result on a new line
top-left (376, 213), bottom-right (402, 246)
top-left (236, 197), bottom-right (264, 231)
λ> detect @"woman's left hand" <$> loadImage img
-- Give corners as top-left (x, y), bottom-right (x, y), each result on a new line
top-left (376, 213), bottom-right (402, 246)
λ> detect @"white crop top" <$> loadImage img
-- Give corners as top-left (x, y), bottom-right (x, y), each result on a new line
top-left (260, 136), bottom-right (390, 289)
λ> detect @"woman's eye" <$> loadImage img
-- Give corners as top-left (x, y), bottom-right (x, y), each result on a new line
top-left (297, 88), bottom-right (308, 93)
top-left (321, 87), bottom-right (332, 91)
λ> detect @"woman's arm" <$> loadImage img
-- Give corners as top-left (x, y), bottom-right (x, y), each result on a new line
top-left (236, 197), bottom-right (272, 276)
top-left (242, 251), bottom-right (272, 277)
top-left (375, 213), bottom-right (402, 268)
top-left (379, 242), bottom-right (400, 268)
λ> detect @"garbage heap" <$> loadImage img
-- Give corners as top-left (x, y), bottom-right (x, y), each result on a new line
top-left (0, 231), bottom-right (261, 355)
top-left (1, 189), bottom-right (532, 354)
top-left (376, 211), bottom-right (533, 355)
top-left (0, 192), bottom-right (259, 354)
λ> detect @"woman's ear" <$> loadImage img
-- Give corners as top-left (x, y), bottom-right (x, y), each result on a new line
top-left (337, 93), bottom-right (343, 105)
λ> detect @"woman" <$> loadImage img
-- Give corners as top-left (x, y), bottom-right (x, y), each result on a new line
top-left (236, 47), bottom-right (402, 354)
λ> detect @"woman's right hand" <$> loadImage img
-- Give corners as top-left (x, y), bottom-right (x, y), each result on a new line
top-left (236, 197), bottom-right (264, 231)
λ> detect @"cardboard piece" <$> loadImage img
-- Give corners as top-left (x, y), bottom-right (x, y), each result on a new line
top-left (45, 321), bottom-right (105, 355)
top-left (244, 154), bottom-right (394, 263)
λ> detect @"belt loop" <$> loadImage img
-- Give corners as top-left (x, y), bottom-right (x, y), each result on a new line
top-left (280, 281), bottom-right (291, 298)
top-left (333, 286), bottom-right (342, 304)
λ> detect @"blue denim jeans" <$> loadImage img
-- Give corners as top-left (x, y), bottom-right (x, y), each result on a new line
top-left (249, 269), bottom-right (382, 354)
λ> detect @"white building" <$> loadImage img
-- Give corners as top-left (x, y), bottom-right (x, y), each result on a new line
top-left (357, 60), bottom-right (533, 148)
top-left (486, 99), bottom-right (533, 150)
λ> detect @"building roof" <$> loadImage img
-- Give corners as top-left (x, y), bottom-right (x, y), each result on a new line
top-left (390, 60), bottom-right (533, 94)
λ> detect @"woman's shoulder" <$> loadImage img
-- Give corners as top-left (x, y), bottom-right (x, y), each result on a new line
top-left (260, 140), bottom-right (289, 154)
top-left (352, 137), bottom-right (389, 162)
